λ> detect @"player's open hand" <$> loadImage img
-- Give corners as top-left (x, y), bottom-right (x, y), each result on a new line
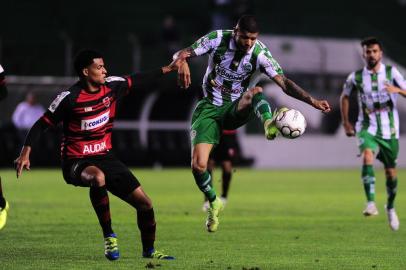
top-left (178, 61), bottom-right (191, 89)
top-left (14, 146), bottom-right (32, 178)
top-left (313, 99), bottom-right (331, 113)
top-left (384, 82), bottom-right (400, 94)
top-left (343, 121), bottom-right (355, 137)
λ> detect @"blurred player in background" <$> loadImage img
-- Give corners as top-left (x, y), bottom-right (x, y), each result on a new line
top-left (0, 64), bottom-right (9, 231)
top-left (173, 15), bottom-right (331, 232)
top-left (12, 91), bottom-right (45, 141)
top-left (340, 37), bottom-right (406, 231)
top-left (203, 129), bottom-right (239, 211)
top-left (14, 50), bottom-right (183, 260)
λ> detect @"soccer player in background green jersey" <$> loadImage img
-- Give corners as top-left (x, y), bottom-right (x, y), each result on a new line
top-left (341, 37), bottom-right (406, 231)
top-left (173, 15), bottom-right (331, 232)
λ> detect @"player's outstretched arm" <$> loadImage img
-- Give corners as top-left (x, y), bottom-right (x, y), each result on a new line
top-left (173, 48), bottom-right (195, 89)
top-left (339, 93), bottom-right (355, 136)
top-left (14, 118), bottom-right (49, 178)
top-left (272, 75), bottom-right (331, 113)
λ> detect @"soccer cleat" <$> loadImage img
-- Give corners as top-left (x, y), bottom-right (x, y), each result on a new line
top-left (104, 233), bottom-right (120, 261)
top-left (385, 206), bottom-right (400, 231)
top-left (204, 197), bottom-right (227, 212)
top-left (363, 202), bottom-right (379, 216)
top-left (264, 107), bottom-right (289, 140)
top-left (0, 200), bottom-right (9, 230)
top-left (206, 197), bottom-right (224, 232)
top-left (143, 249), bottom-right (175, 260)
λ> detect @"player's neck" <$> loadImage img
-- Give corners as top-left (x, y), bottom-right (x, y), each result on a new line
top-left (85, 80), bottom-right (101, 92)
top-left (366, 62), bottom-right (381, 74)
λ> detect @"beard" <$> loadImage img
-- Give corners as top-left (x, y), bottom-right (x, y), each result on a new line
top-left (367, 59), bottom-right (378, 69)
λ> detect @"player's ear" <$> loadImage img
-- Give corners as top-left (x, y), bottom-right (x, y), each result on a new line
top-left (83, 68), bottom-right (89, 77)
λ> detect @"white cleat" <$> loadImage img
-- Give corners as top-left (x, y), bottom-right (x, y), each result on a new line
top-left (363, 202), bottom-right (379, 216)
top-left (385, 207), bottom-right (400, 231)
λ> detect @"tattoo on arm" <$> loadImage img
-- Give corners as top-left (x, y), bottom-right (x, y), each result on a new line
top-left (273, 75), bottom-right (314, 105)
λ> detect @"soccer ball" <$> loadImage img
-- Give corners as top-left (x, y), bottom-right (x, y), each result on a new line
top-left (275, 108), bottom-right (306, 139)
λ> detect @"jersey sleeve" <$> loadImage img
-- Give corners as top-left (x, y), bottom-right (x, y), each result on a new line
top-left (342, 73), bottom-right (355, 96)
top-left (190, 30), bottom-right (222, 56)
top-left (392, 66), bottom-right (406, 90)
top-left (105, 76), bottom-right (130, 99)
top-left (42, 91), bottom-right (71, 126)
top-left (258, 50), bottom-right (284, 78)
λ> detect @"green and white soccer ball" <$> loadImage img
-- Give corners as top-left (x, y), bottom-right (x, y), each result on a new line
top-left (275, 108), bottom-right (306, 139)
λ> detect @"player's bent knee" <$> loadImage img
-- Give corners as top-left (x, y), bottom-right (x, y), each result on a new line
top-left (93, 173), bottom-right (106, 187)
top-left (192, 161), bottom-right (207, 174)
top-left (137, 197), bottom-right (153, 211)
top-left (81, 166), bottom-right (106, 187)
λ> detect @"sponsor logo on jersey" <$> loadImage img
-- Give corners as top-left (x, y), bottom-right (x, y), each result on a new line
top-left (49, 91), bottom-right (70, 113)
top-left (196, 36), bottom-right (211, 50)
top-left (83, 141), bottom-right (107, 154)
top-left (206, 80), bottom-right (243, 95)
top-left (103, 97), bottom-right (110, 108)
top-left (243, 62), bottom-right (252, 72)
top-left (81, 111), bottom-right (110, 130)
top-left (215, 65), bottom-right (248, 82)
top-left (84, 107), bottom-right (93, 112)
top-left (360, 92), bottom-right (390, 106)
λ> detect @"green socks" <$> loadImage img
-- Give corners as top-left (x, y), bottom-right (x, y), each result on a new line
top-left (193, 171), bottom-right (217, 202)
top-left (386, 177), bottom-right (398, 209)
top-left (361, 165), bottom-right (375, 202)
top-left (252, 92), bottom-right (272, 124)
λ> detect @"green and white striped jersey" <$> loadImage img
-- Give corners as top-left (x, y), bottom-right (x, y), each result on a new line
top-left (191, 30), bottom-right (283, 106)
top-left (342, 64), bottom-right (406, 139)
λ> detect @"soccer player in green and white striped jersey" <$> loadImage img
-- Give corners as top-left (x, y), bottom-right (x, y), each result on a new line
top-left (173, 15), bottom-right (331, 233)
top-left (340, 37), bottom-right (406, 231)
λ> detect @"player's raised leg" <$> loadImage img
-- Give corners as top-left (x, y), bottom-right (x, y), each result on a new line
top-left (0, 177), bottom-right (9, 230)
top-left (123, 187), bottom-right (174, 259)
top-left (81, 166), bottom-right (119, 261)
top-left (237, 86), bottom-right (283, 140)
top-left (192, 143), bottom-right (223, 232)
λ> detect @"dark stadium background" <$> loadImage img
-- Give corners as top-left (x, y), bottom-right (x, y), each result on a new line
top-left (1, 0), bottom-right (406, 167)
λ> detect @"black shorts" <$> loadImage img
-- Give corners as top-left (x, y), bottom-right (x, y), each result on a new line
top-left (62, 152), bottom-right (140, 199)
top-left (210, 133), bottom-right (239, 163)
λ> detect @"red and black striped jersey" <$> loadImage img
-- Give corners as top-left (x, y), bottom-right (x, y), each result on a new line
top-left (41, 75), bottom-right (136, 160)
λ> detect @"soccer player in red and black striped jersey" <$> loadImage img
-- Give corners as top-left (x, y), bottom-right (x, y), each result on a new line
top-left (0, 64), bottom-right (9, 231)
top-left (14, 50), bottom-right (185, 260)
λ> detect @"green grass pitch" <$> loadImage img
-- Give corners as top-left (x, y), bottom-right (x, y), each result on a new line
top-left (0, 168), bottom-right (405, 270)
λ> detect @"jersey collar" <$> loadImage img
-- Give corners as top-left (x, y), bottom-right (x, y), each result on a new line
top-left (364, 63), bottom-right (385, 75)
